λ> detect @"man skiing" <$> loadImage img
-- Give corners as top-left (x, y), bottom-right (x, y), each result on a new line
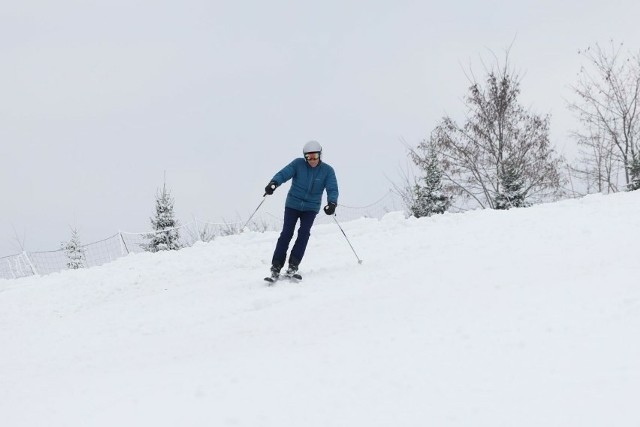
top-left (264, 140), bottom-right (339, 282)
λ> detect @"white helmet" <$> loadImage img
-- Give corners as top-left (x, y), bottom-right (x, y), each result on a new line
top-left (303, 140), bottom-right (322, 156)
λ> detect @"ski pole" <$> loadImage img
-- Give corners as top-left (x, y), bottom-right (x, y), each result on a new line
top-left (332, 214), bottom-right (363, 264)
top-left (242, 195), bottom-right (267, 231)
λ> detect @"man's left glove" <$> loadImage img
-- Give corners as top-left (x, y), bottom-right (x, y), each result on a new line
top-left (264, 181), bottom-right (277, 195)
top-left (323, 202), bottom-right (337, 215)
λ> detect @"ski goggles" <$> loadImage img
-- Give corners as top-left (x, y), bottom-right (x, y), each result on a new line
top-left (305, 153), bottom-right (320, 161)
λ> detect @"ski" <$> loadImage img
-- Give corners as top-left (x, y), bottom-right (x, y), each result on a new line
top-left (264, 275), bottom-right (279, 285)
top-left (284, 272), bottom-right (302, 281)
top-left (263, 273), bottom-right (302, 285)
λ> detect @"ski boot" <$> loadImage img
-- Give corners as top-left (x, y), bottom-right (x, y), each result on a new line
top-left (264, 263), bottom-right (282, 285)
top-left (284, 263), bottom-right (302, 281)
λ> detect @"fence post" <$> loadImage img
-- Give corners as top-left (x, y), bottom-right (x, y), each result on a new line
top-left (119, 231), bottom-right (130, 255)
top-left (22, 251), bottom-right (38, 276)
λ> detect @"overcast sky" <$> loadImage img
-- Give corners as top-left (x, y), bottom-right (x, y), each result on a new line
top-left (2, 0), bottom-right (640, 256)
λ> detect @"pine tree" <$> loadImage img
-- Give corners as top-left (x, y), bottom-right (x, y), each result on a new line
top-left (628, 155), bottom-right (640, 191)
top-left (495, 160), bottom-right (529, 209)
top-left (143, 181), bottom-right (181, 252)
top-left (410, 146), bottom-right (451, 218)
top-left (62, 227), bottom-right (86, 269)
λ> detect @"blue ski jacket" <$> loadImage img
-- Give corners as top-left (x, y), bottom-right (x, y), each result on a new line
top-left (271, 158), bottom-right (339, 213)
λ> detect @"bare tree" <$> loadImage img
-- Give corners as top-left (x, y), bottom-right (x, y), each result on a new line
top-left (568, 124), bottom-right (620, 193)
top-left (197, 224), bottom-right (217, 242)
top-left (569, 41), bottom-right (640, 192)
top-left (11, 224), bottom-right (27, 253)
top-left (390, 153), bottom-right (420, 215)
top-left (414, 50), bottom-right (563, 209)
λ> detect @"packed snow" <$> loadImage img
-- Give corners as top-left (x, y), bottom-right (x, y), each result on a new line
top-left (1, 192), bottom-right (639, 427)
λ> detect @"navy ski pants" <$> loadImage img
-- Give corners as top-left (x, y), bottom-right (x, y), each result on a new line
top-left (272, 207), bottom-right (317, 268)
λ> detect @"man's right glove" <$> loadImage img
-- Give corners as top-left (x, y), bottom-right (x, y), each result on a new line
top-left (323, 202), bottom-right (337, 215)
top-left (264, 181), bottom-right (277, 195)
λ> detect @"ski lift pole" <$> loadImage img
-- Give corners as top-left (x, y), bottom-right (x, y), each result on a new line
top-left (242, 194), bottom-right (268, 231)
top-left (332, 214), bottom-right (363, 264)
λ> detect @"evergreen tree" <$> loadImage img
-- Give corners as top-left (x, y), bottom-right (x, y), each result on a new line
top-left (629, 155), bottom-right (640, 191)
top-left (143, 182), bottom-right (181, 252)
top-left (410, 145), bottom-right (451, 217)
top-left (62, 227), bottom-right (86, 269)
top-left (495, 160), bottom-right (529, 209)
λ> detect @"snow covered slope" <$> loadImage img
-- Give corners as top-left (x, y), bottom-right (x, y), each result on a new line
top-left (1, 192), bottom-right (639, 427)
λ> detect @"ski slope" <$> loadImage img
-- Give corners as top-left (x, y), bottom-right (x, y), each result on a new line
top-left (1, 192), bottom-right (639, 427)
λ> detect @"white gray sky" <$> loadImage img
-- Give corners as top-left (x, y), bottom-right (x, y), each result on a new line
top-left (2, 0), bottom-right (640, 257)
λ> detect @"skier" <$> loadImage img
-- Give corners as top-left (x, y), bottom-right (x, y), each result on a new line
top-left (264, 140), bottom-right (339, 281)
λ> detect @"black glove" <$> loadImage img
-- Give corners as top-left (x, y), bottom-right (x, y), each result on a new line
top-left (264, 181), bottom-right (277, 195)
top-left (323, 202), bottom-right (337, 215)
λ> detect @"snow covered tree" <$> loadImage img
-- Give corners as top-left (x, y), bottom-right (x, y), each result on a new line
top-left (495, 160), bottom-right (529, 209)
top-left (143, 181), bottom-right (181, 252)
top-left (629, 155), bottom-right (640, 191)
top-left (409, 141), bottom-right (451, 217)
top-left (62, 227), bottom-right (86, 269)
